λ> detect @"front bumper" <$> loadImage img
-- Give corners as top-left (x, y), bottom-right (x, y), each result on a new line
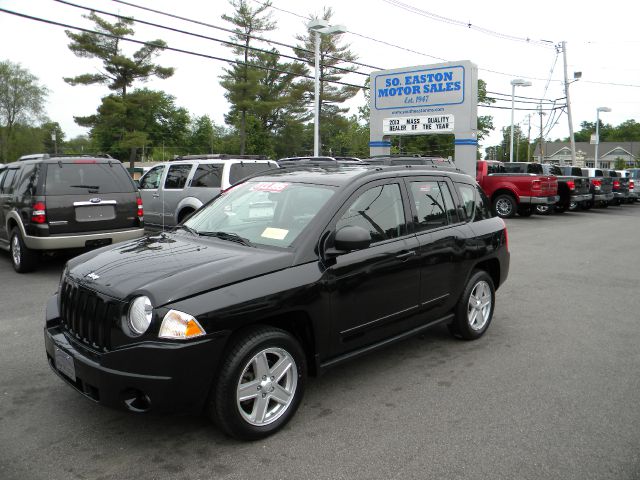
top-left (43, 295), bottom-right (228, 414)
top-left (520, 195), bottom-right (560, 205)
top-left (25, 228), bottom-right (145, 250)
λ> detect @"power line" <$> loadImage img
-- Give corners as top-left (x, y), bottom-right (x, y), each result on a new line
top-left (382, 0), bottom-right (556, 48)
top-left (55, 0), bottom-right (367, 77)
top-left (111, 0), bottom-right (382, 71)
top-left (0, 7), bottom-right (368, 91)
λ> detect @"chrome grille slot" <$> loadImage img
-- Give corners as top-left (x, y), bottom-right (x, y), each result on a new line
top-left (59, 278), bottom-right (116, 351)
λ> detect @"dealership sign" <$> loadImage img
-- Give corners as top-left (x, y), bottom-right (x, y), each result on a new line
top-left (369, 60), bottom-right (478, 176)
top-left (382, 115), bottom-right (455, 135)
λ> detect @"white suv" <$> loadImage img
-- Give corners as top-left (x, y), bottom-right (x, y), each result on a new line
top-left (137, 155), bottom-right (277, 229)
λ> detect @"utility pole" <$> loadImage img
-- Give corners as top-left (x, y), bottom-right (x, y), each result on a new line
top-left (538, 103), bottom-right (545, 162)
top-left (561, 41), bottom-right (577, 164)
top-left (526, 114), bottom-right (532, 162)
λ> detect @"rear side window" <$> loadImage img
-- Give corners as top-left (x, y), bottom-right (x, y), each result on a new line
top-left (1, 168), bottom-right (19, 194)
top-left (44, 163), bottom-right (135, 194)
top-left (409, 180), bottom-right (458, 232)
top-left (15, 164), bottom-right (38, 197)
top-left (571, 167), bottom-right (583, 176)
top-left (191, 164), bottom-right (223, 188)
top-left (164, 164), bottom-right (192, 189)
top-left (229, 163), bottom-right (274, 185)
top-left (457, 183), bottom-right (492, 222)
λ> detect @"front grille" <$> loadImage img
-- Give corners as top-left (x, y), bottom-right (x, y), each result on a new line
top-left (59, 278), bottom-right (119, 351)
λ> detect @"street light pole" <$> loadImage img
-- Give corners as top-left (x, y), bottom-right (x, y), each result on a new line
top-left (307, 19), bottom-right (346, 157)
top-left (594, 107), bottom-right (611, 169)
top-left (510, 78), bottom-right (532, 162)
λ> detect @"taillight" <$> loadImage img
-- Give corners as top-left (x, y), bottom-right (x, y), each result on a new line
top-left (532, 180), bottom-right (541, 190)
top-left (613, 180), bottom-right (620, 190)
top-left (500, 218), bottom-right (509, 252)
top-left (593, 179), bottom-right (601, 191)
top-left (567, 180), bottom-right (575, 191)
top-left (630, 179), bottom-right (635, 191)
top-left (136, 196), bottom-right (144, 220)
top-left (32, 201), bottom-right (46, 224)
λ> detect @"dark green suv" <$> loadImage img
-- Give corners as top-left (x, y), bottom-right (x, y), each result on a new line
top-left (0, 156), bottom-right (144, 272)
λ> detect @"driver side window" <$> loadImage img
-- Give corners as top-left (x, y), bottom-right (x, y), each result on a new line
top-left (139, 166), bottom-right (165, 190)
top-left (336, 183), bottom-right (405, 244)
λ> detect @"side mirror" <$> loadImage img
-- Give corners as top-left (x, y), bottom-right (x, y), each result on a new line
top-left (333, 225), bottom-right (371, 252)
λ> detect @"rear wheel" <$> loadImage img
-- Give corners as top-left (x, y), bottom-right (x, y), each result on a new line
top-left (449, 270), bottom-right (495, 340)
top-left (492, 194), bottom-right (517, 218)
top-left (10, 227), bottom-right (37, 273)
top-left (208, 327), bottom-right (306, 440)
top-left (177, 208), bottom-right (195, 223)
top-left (569, 201), bottom-right (579, 211)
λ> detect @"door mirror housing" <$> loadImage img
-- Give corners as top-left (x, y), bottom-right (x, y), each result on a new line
top-left (334, 225), bottom-right (371, 251)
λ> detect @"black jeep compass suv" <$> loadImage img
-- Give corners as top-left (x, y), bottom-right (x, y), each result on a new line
top-left (44, 164), bottom-right (509, 440)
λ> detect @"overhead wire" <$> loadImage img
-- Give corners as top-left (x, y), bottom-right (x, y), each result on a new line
top-left (55, 0), bottom-right (367, 77)
top-left (0, 7), bottom-right (368, 91)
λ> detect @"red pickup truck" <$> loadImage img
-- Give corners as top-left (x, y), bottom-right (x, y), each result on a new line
top-left (476, 160), bottom-right (559, 218)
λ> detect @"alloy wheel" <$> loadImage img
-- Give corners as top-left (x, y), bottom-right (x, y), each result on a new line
top-left (467, 280), bottom-right (492, 331)
top-left (236, 347), bottom-right (298, 427)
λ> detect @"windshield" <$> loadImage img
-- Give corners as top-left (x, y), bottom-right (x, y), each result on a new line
top-left (184, 181), bottom-right (335, 247)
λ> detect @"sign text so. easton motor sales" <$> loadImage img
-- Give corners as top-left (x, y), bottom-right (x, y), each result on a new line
top-left (374, 65), bottom-right (465, 111)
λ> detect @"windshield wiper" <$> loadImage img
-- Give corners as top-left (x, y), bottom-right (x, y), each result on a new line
top-left (198, 231), bottom-right (255, 247)
top-left (174, 224), bottom-right (198, 235)
top-left (69, 185), bottom-right (100, 190)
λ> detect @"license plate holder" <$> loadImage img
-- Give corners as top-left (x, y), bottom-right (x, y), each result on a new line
top-left (54, 346), bottom-right (76, 382)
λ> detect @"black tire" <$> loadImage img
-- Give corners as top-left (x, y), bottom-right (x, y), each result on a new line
top-left (554, 205), bottom-right (566, 214)
top-left (10, 227), bottom-right (37, 273)
top-left (581, 201), bottom-right (592, 210)
top-left (535, 205), bottom-right (552, 215)
top-left (517, 206), bottom-right (533, 217)
top-left (492, 194), bottom-right (517, 218)
top-left (449, 270), bottom-right (495, 340)
top-left (208, 326), bottom-right (306, 440)
top-left (600, 201), bottom-right (609, 208)
top-left (569, 201), bottom-right (579, 211)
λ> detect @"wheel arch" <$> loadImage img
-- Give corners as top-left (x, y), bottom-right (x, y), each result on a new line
top-left (220, 311), bottom-right (318, 377)
top-left (174, 197), bottom-right (203, 224)
top-left (491, 188), bottom-right (519, 203)
top-left (471, 258), bottom-right (501, 291)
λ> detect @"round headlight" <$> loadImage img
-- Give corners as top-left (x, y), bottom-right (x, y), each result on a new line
top-left (127, 296), bottom-right (153, 336)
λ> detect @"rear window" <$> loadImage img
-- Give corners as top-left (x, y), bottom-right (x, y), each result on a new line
top-left (191, 164), bottom-right (223, 188)
top-left (229, 163), bottom-right (274, 185)
top-left (44, 162), bottom-right (135, 195)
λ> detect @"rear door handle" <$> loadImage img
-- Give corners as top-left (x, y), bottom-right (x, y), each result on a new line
top-left (396, 251), bottom-right (416, 260)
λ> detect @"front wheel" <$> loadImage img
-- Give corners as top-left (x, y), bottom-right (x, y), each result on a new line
top-left (208, 327), bottom-right (306, 440)
top-left (449, 270), bottom-right (495, 340)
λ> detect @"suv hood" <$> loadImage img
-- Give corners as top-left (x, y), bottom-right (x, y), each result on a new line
top-left (67, 232), bottom-right (295, 305)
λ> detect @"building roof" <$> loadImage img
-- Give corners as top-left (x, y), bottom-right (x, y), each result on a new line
top-left (533, 141), bottom-right (640, 158)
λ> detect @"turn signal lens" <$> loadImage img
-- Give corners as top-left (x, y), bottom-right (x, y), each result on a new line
top-left (159, 310), bottom-right (206, 340)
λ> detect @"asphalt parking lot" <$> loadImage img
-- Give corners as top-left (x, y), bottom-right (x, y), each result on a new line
top-left (1, 205), bottom-right (639, 480)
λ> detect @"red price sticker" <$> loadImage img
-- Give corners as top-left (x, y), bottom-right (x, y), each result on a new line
top-left (251, 182), bottom-right (289, 193)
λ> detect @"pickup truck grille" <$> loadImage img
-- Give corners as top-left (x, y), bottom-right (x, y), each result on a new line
top-left (59, 278), bottom-right (118, 351)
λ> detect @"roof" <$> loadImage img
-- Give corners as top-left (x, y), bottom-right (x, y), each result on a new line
top-left (534, 141), bottom-right (640, 158)
top-left (246, 164), bottom-right (474, 187)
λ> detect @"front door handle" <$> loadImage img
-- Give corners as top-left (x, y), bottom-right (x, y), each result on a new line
top-left (396, 250), bottom-right (416, 260)
top-left (152, 193), bottom-right (160, 198)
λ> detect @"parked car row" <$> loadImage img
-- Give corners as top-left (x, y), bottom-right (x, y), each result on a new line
top-left (479, 160), bottom-right (636, 218)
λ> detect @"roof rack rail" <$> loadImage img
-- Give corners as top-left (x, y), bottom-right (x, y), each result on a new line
top-left (172, 154), bottom-right (269, 161)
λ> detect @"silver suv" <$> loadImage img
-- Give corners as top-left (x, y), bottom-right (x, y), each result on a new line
top-left (138, 155), bottom-right (277, 229)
